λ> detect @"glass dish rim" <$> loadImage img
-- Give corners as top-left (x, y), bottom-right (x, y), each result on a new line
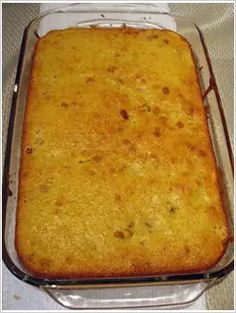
top-left (2, 5), bottom-right (234, 288)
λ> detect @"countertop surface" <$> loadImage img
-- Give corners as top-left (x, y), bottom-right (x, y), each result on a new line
top-left (2, 3), bottom-right (234, 311)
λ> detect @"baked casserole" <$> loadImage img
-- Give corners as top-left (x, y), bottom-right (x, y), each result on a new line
top-left (15, 28), bottom-right (229, 278)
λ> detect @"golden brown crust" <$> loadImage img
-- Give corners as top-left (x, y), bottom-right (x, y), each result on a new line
top-left (16, 28), bottom-right (229, 278)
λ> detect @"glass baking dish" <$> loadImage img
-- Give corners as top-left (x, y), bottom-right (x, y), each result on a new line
top-left (2, 3), bottom-right (234, 309)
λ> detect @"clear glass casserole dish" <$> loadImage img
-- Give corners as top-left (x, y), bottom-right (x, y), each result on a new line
top-left (2, 3), bottom-right (234, 309)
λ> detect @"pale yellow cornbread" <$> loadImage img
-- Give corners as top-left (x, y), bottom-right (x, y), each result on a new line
top-left (15, 28), bottom-right (229, 278)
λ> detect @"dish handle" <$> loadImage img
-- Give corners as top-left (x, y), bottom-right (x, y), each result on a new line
top-left (41, 280), bottom-right (215, 309)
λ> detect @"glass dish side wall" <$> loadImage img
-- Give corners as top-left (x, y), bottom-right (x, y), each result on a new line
top-left (3, 5), bottom-right (233, 292)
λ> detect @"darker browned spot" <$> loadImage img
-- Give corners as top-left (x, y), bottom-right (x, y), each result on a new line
top-left (115, 53), bottom-right (121, 57)
top-left (129, 145), bottom-right (136, 153)
top-left (188, 107), bottom-right (194, 115)
top-left (163, 39), bottom-right (169, 44)
top-left (162, 86), bottom-right (169, 95)
top-left (145, 222), bottom-right (152, 228)
top-left (114, 230), bottom-right (125, 239)
top-left (199, 149), bottom-right (207, 157)
top-left (176, 121), bottom-right (184, 129)
top-left (158, 116), bottom-right (168, 125)
top-left (153, 127), bottom-right (161, 137)
top-left (121, 47), bottom-right (128, 52)
top-left (61, 102), bottom-right (68, 107)
top-left (128, 222), bottom-right (134, 228)
top-left (118, 78), bottom-right (124, 84)
top-left (135, 74), bottom-right (146, 83)
top-left (78, 159), bottom-right (91, 164)
top-left (150, 153), bottom-right (158, 160)
top-left (153, 131), bottom-right (160, 137)
top-left (186, 143), bottom-right (196, 152)
top-left (181, 99), bottom-right (195, 116)
top-left (26, 147), bottom-right (33, 154)
top-left (86, 77), bottom-right (95, 83)
top-left (147, 34), bottom-right (159, 40)
top-left (169, 207), bottom-right (177, 213)
top-left (101, 13), bottom-right (105, 17)
top-left (107, 66), bottom-right (117, 73)
top-left (115, 194), bottom-right (121, 202)
top-left (122, 139), bottom-right (131, 145)
top-left (117, 127), bottom-right (124, 132)
top-left (39, 184), bottom-right (48, 192)
top-left (42, 91), bottom-right (50, 98)
top-left (110, 167), bottom-right (116, 174)
top-left (124, 29), bottom-right (140, 35)
top-left (145, 222), bottom-right (152, 233)
top-left (55, 199), bottom-right (63, 207)
top-left (184, 245), bottom-right (190, 254)
top-left (153, 106), bottom-right (160, 114)
top-left (137, 133), bottom-right (143, 139)
top-left (196, 179), bottom-right (201, 186)
top-left (170, 156), bottom-right (177, 164)
top-left (120, 109), bottom-right (129, 120)
top-left (65, 256), bottom-right (73, 264)
top-left (93, 155), bottom-right (102, 162)
top-left (187, 144), bottom-right (206, 157)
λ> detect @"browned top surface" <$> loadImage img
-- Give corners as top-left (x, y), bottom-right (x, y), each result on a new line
top-left (16, 28), bottom-right (228, 278)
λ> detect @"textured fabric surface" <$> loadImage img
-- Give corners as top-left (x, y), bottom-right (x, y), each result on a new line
top-left (2, 3), bottom-right (234, 311)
